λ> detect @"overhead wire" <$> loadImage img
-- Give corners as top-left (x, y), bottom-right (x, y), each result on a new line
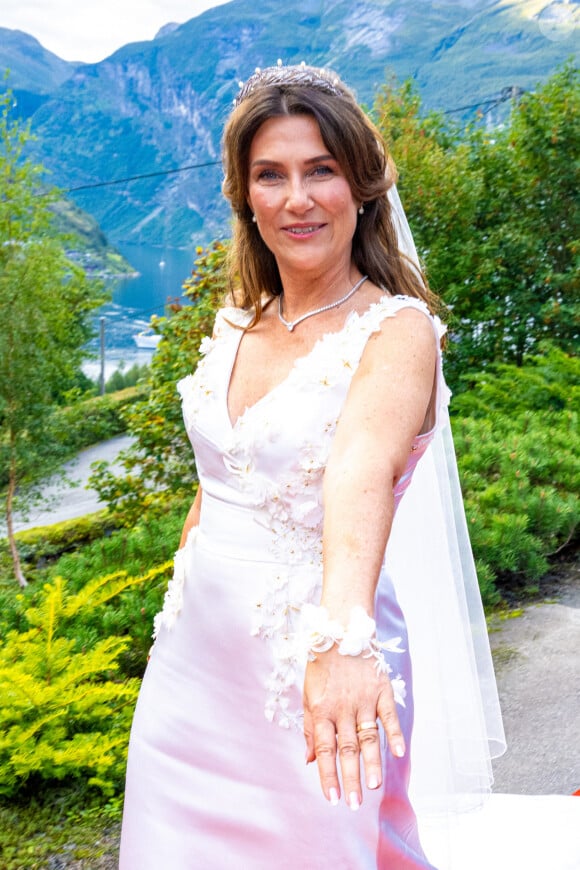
top-left (66, 159), bottom-right (222, 193)
top-left (41, 88), bottom-right (520, 198)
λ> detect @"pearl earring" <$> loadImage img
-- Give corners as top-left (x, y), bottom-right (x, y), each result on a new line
top-left (358, 204), bottom-right (365, 215)
top-left (252, 214), bottom-right (257, 223)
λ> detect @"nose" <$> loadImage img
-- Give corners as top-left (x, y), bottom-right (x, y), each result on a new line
top-left (286, 173), bottom-right (313, 213)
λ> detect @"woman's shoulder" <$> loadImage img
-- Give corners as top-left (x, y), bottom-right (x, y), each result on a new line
top-left (359, 293), bottom-right (446, 343)
top-left (213, 304), bottom-right (253, 333)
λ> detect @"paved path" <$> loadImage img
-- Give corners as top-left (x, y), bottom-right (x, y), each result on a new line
top-left (2, 435), bottom-right (133, 535)
top-left (489, 560), bottom-right (580, 795)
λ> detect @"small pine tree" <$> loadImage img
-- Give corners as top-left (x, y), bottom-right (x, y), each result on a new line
top-left (0, 563), bottom-right (171, 796)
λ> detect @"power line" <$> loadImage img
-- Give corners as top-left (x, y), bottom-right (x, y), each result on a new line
top-left (34, 88), bottom-right (523, 197)
top-left (443, 97), bottom-right (502, 115)
top-left (443, 86), bottom-right (525, 115)
top-left (66, 159), bottom-right (222, 193)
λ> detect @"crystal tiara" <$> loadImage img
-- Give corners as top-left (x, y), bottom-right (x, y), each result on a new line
top-left (234, 60), bottom-right (344, 107)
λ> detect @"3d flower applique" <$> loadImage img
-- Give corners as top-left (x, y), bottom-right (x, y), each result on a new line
top-left (176, 373), bottom-right (196, 400)
top-left (336, 606), bottom-right (377, 656)
top-left (297, 603), bottom-right (344, 656)
top-left (199, 335), bottom-right (215, 355)
top-left (152, 527), bottom-right (199, 640)
top-left (291, 604), bottom-right (408, 708)
top-left (291, 499), bottom-right (322, 529)
top-left (251, 560), bottom-right (324, 729)
top-left (390, 675), bottom-right (407, 708)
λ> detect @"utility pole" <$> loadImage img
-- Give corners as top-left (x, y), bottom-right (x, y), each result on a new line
top-left (99, 316), bottom-right (106, 396)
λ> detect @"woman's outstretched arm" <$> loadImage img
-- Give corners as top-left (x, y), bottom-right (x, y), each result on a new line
top-left (303, 306), bottom-right (437, 809)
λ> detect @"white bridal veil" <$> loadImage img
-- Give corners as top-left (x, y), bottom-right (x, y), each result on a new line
top-left (386, 186), bottom-right (506, 814)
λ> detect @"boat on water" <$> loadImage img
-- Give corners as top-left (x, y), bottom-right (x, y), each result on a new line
top-left (133, 331), bottom-right (162, 349)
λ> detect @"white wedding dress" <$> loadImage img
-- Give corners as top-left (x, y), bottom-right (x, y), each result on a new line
top-left (119, 294), bottom-right (579, 869)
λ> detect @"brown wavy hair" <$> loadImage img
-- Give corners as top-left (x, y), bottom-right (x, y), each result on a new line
top-left (222, 70), bottom-right (439, 323)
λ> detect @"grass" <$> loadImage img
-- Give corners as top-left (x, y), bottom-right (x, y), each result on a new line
top-left (491, 645), bottom-right (520, 669)
top-left (0, 787), bottom-right (121, 870)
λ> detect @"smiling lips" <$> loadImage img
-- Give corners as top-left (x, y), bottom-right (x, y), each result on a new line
top-left (284, 224), bottom-right (325, 236)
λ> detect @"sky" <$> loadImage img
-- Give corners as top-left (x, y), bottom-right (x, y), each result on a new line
top-left (2, 1), bottom-right (578, 62)
top-left (1, 0), bottom-right (230, 63)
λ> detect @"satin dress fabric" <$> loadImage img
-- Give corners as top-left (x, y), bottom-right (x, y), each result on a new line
top-left (120, 296), bottom-right (449, 869)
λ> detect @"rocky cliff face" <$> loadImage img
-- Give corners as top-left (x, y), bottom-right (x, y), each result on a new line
top-left (2, 0), bottom-right (577, 247)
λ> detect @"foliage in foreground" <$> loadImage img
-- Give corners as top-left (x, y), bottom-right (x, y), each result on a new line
top-left (0, 508), bottom-right (180, 808)
top-left (0, 505), bottom-right (185, 679)
top-left (0, 565), bottom-right (171, 799)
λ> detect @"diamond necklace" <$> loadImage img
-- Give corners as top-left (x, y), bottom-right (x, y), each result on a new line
top-left (277, 275), bottom-right (368, 332)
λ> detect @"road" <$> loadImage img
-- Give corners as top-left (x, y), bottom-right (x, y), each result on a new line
top-left (489, 559), bottom-right (580, 796)
top-left (1, 434), bottom-right (133, 536)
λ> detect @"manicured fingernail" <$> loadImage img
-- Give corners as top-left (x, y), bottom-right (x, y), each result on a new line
top-left (368, 774), bottom-right (379, 789)
top-left (393, 742), bottom-right (405, 758)
top-left (349, 792), bottom-right (360, 811)
top-left (329, 787), bottom-right (339, 806)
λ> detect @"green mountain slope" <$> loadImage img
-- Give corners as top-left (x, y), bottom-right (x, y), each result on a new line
top-left (7, 0), bottom-right (578, 247)
top-left (0, 27), bottom-right (77, 118)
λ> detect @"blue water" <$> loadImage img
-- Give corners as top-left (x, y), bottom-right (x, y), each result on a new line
top-left (113, 243), bottom-right (196, 315)
top-left (84, 243), bottom-right (196, 380)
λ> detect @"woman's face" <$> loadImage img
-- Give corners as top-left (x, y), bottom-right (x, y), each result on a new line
top-left (247, 114), bottom-right (359, 279)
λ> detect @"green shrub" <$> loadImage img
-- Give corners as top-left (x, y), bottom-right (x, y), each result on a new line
top-left (53, 386), bottom-right (144, 454)
top-left (0, 504), bottom-right (185, 676)
top-left (44, 506), bottom-right (185, 674)
top-left (451, 345), bottom-right (580, 418)
top-left (0, 567), bottom-right (170, 798)
top-left (454, 409), bottom-right (579, 601)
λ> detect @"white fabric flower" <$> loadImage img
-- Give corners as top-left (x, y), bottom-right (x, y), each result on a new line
top-left (292, 499), bottom-right (323, 528)
top-left (199, 335), bottom-right (215, 355)
top-left (152, 527), bottom-right (198, 639)
top-left (299, 603), bottom-right (344, 655)
top-left (337, 606), bottom-right (377, 656)
top-left (391, 675), bottom-right (407, 708)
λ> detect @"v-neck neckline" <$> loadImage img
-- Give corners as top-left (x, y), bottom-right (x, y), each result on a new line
top-left (224, 305), bottom-right (363, 431)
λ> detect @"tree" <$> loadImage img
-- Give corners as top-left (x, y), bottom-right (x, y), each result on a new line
top-left (373, 64), bottom-right (580, 389)
top-left (0, 91), bottom-right (105, 586)
top-left (89, 241), bottom-right (227, 525)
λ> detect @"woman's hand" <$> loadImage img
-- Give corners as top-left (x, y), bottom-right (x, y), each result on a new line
top-left (303, 646), bottom-right (405, 810)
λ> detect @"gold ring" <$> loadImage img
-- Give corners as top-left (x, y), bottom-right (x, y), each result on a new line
top-left (356, 721), bottom-right (379, 733)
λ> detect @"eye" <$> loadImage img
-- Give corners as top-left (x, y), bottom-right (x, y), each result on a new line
top-left (310, 164), bottom-right (334, 177)
top-left (256, 168), bottom-right (281, 181)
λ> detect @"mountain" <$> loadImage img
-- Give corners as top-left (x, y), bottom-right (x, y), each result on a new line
top-left (0, 27), bottom-right (77, 117)
top-left (2, 0), bottom-right (578, 248)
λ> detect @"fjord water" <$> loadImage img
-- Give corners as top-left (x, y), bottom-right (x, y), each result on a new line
top-left (84, 243), bottom-right (196, 380)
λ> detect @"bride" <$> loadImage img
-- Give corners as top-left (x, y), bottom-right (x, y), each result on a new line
top-left (119, 64), bottom-right (578, 869)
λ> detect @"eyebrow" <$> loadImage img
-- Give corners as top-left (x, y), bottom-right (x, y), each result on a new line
top-left (250, 153), bottom-right (335, 168)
